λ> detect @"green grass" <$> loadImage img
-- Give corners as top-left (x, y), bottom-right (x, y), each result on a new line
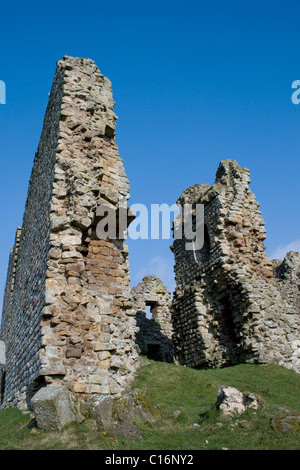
top-left (1, 359), bottom-right (300, 450)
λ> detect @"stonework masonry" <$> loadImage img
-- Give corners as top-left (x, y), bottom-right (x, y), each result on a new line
top-left (0, 56), bottom-right (139, 409)
top-left (0, 58), bottom-right (299, 414)
top-left (0, 340), bottom-right (5, 404)
top-left (171, 160), bottom-right (300, 372)
top-left (0, 228), bottom-right (22, 344)
top-left (273, 251), bottom-right (300, 318)
top-left (131, 276), bottom-right (174, 362)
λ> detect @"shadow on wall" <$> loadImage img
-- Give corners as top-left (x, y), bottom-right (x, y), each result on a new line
top-left (135, 309), bottom-right (174, 363)
top-left (0, 368), bottom-right (5, 405)
top-left (131, 275), bottom-right (175, 363)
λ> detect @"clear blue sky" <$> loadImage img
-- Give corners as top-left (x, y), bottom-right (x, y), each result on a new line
top-left (0, 0), bottom-right (299, 313)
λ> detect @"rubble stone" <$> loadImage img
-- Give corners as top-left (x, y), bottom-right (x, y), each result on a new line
top-left (82, 395), bottom-right (113, 430)
top-left (31, 386), bottom-right (77, 431)
top-left (215, 386), bottom-right (259, 416)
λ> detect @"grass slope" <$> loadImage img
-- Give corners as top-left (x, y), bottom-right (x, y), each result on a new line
top-left (0, 359), bottom-right (299, 450)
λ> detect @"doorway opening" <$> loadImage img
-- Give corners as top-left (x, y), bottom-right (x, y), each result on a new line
top-left (147, 344), bottom-right (161, 361)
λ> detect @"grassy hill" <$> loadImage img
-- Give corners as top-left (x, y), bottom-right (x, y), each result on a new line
top-left (0, 359), bottom-right (300, 450)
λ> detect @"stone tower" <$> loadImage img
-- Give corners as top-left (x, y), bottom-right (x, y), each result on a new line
top-left (0, 56), bottom-right (139, 409)
top-left (171, 160), bottom-right (300, 372)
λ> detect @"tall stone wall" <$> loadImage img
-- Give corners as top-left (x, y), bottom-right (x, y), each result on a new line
top-left (0, 228), bottom-right (22, 342)
top-left (0, 56), bottom-right (139, 409)
top-left (0, 64), bottom-right (65, 407)
top-left (0, 341), bottom-right (5, 404)
top-left (131, 275), bottom-right (174, 362)
top-left (171, 160), bottom-right (300, 372)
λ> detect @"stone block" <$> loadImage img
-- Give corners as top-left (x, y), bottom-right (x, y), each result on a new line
top-left (31, 386), bottom-right (76, 431)
top-left (66, 347), bottom-right (83, 358)
top-left (84, 395), bottom-right (113, 430)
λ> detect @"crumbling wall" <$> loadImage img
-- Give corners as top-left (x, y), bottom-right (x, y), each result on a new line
top-left (171, 160), bottom-right (300, 372)
top-left (0, 56), bottom-right (139, 409)
top-left (0, 228), bottom-right (22, 343)
top-left (131, 276), bottom-right (174, 362)
top-left (0, 64), bottom-right (65, 408)
top-left (273, 251), bottom-right (300, 316)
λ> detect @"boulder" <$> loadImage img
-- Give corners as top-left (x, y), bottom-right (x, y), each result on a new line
top-left (113, 389), bottom-right (160, 425)
top-left (271, 412), bottom-right (300, 432)
top-left (215, 386), bottom-right (259, 416)
top-left (31, 386), bottom-right (76, 431)
top-left (81, 395), bottom-right (113, 430)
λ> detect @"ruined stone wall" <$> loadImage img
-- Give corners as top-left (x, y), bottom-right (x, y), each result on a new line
top-left (0, 365), bottom-right (4, 405)
top-left (0, 65), bottom-right (65, 407)
top-left (131, 276), bottom-right (174, 362)
top-left (171, 160), bottom-right (300, 372)
top-left (273, 251), bottom-right (300, 316)
top-left (0, 228), bottom-right (22, 342)
top-left (0, 341), bottom-right (5, 404)
top-left (0, 56), bottom-right (139, 409)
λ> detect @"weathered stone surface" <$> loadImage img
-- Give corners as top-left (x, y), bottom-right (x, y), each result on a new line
top-left (271, 412), bottom-right (300, 432)
top-left (0, 56), bottom-right (139, 411)
top-left (77, 388), bottom-right (159, 433)
top-left (0, 228), bottom-right (21, 345)
top-left (31, 386), bottom-right (76, 431)
top-left (82, 395), bottom-right (113, 430)
top-left (0, 57), bottom-right (299, 418)
top-left (131, 276), bottom-right (174, 362)
top-left (0, 365), bottom-right (5, 405)
top-left (113, 389), bottom-right (160, 426)
top-left (0, 341), bottom-right (5, 364)
top-left (171, 160), bottom-right (300, 373)
top-left (65, 347), bottom-right (83, 359)
top-left (274, 251), bottom-right (300, 287)
top-left (273, 251), bottom-right (300, 315)
top-left (215, 386), bottom-right (259, 416)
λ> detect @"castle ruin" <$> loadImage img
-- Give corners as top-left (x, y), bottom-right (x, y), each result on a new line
top-left (0, 56), bottom-right (139, 409)
top-left (171, 160), bottom-right (300, 371)
top-left (0, 57), bottom-right (299, 414)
